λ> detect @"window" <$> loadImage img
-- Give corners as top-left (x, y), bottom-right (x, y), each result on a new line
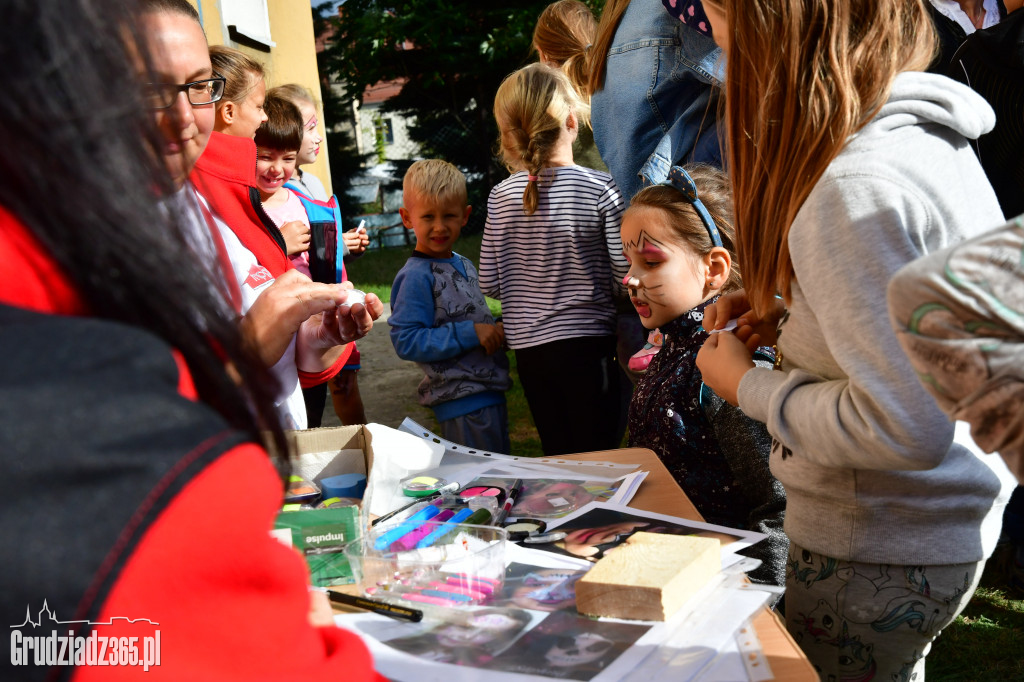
top-left (374, 117), bottom-right (394, 145)
top-left (221, 0), bottom-right (275, 50)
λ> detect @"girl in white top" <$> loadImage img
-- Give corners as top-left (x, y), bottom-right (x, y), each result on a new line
top-left (480, 63), bottom-right (628, 455)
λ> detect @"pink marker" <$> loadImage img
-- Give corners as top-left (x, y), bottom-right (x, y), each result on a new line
top-left (445, 575), bottom-right (497, 595)
top-left (429, 581), bottom-right (487, 600)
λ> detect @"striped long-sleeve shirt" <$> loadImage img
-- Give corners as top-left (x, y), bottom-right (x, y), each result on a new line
top-left (479, 166), bottom-right (629, 349)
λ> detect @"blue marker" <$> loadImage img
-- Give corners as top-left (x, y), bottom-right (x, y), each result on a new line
top-left (373, 504), bottom-right (442, 550)
top-left (414, 507), bottom-right (475, 549)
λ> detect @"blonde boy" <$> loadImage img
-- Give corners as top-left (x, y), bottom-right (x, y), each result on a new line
top-left (388, 160), bottom-right (512, 453)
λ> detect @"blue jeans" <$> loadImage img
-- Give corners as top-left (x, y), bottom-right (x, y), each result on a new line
top-left (591, 0), bottom-right (724, 203)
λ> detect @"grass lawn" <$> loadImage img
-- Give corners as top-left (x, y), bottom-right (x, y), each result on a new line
top-left (346, 232), bottom-right (542, 456)
top-left (345, 235), bottom-right (1024, 678)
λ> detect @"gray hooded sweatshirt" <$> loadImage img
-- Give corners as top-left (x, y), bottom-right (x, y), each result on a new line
top-left (737, 71), bottom-right (1017, 566)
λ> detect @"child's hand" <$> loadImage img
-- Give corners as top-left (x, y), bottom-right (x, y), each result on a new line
top-left (495, 321), bottom-right (506, 349)
top-left (280, 220), bottom-right (311, 256)
top-left (703, 289), bottom-right (785, 352)
top-left (343, 227), bottom-right (370, 255)
top-left (696, 332), bottom-right (755, 406)
top-left (475, 323), bottom-right (503, 355)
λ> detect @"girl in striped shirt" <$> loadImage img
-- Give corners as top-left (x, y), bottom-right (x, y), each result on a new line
top-left (480, 63), bottom-right (629, 455)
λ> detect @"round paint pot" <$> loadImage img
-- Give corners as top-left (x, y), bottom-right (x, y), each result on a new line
top-left (338, 289), bottom-right (367, 311)
top-left (457, 485), bottom-right (506, 506)
top-left (400, 475), bottom-right (450, 497)
top-left (321, 473), bottom-right (367, 499)
top-left (502, 518), bottom-right (547, 542)
top-left (315, 496), bottom-right (361, 510)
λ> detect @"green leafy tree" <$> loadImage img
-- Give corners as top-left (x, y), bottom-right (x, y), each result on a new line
top-left (313, 2), bottom-right (373, 226)
top-left (319, 0), bottom-right (567, 231)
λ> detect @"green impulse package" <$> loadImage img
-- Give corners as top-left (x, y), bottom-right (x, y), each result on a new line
top-left (274, 505), bottom-right (360, 586)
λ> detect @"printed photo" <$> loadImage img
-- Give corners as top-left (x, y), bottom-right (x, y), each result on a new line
top-left (494, 562), bottom-right (588, 613)
top-left (486, 611), bottom-right (651, 680)
top-left (382, 606), bottom-right (534, 667)
top-left (535, 502), bottom-right (763, 563)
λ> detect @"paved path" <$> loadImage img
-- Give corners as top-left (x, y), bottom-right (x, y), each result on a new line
top-left (319, 304), bottom-right (435, 430)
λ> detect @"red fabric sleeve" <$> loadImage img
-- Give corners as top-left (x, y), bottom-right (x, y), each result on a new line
top-left (0, 205), bottom-right (88, 315)
top-left (72, 444), bottom-right (383, 682)
top-left (298, 342), bottom-right (353, 388)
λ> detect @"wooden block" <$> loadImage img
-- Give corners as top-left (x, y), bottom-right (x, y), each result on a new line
top-left (575, 532), bottom-right (720, 621)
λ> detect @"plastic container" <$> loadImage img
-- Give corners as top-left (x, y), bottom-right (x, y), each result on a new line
top-left (343, 521), bottom-right (507, 608)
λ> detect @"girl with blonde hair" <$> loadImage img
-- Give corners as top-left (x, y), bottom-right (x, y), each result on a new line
top-left (209, 45), bottom-right (268, 138)
top-left (479, 63), bottom-right (628, 456)
top-left (696, 0), bottom-right (1016, 676)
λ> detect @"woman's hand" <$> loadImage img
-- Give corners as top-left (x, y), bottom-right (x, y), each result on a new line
top-left (696, 331), bottom-right (756, 406)
top-left (295, 285), bottom-right (384, 372)
top-left (239, 270), bottom-right (350, 368)
top-left (702, 289), bottom-right (785, 352)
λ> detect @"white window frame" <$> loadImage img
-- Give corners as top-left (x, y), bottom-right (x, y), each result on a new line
top-left (221, 0), bottom-right (275, 49)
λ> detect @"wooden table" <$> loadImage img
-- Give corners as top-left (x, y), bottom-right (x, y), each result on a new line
top-left (335, 446), bottom-right (816, 680)
top-left (554, 447), bottom-right (817, 681)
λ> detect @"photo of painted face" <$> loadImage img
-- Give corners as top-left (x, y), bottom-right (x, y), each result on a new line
top-left (497, 563), bottom-right (587, 612)
top-left (487, 611), bottom-right (651, 680)
top-left (534, 507), bottom-right (742, 563)
top-left (511, 479), bottom-right (616, 518)
top-left (384, 607), bottom-right (533, 667)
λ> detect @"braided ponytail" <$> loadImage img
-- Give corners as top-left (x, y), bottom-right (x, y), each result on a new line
top-left (494, 63), bottom-right (586, 215)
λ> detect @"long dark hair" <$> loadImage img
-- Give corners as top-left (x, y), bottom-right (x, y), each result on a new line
top-left (0, 0), bottom-right (287, 459)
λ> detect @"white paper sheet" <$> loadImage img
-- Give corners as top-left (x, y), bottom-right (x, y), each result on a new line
top-left (399, 418), bottom-right (641, 479)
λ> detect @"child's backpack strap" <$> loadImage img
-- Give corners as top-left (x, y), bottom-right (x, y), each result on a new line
top-left (286, 183), bottom-right (344, 284)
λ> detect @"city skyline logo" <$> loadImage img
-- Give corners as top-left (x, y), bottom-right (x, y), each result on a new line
top-left (10, 600), bottom-right (161, 670)
top-left (10, 600), bottom-right (160, 629)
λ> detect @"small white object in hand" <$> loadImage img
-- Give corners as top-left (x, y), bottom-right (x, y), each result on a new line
top-left (708, 318), bottom-right (739, 334)
top-left (339, 289), bottom-right (367, 309)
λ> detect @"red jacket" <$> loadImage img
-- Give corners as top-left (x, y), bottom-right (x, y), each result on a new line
top-left (190, 132), bottom-right (351, 385)
top-left (191, 131), bottom-right (291, 277)
top-left (0, 207), bottom-right (381, 682)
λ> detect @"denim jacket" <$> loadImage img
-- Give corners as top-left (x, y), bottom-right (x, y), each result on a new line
top-left (591, 0), bottom-right (724, 203)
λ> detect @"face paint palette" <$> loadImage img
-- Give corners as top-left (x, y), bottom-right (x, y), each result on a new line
top-left (400, 475), bottom-right (451, 498)
top-left (458, 485), bottom-right (506, 506)
top-left (502, 518), bottom-right (547, 542)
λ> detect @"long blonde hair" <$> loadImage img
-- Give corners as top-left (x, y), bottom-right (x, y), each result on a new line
top-left (533, 0), bottom-right (597, 101)
top-left (707, 0), bottom-right (936, 316)
top-left (493, 63), bottom-right (589, 215)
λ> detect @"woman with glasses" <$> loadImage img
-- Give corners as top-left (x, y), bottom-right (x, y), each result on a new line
top-left (0, 0), bottom-right (381, 678)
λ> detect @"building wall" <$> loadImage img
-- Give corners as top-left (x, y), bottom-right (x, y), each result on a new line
top-left (190, 0), bottom-right (334, 194)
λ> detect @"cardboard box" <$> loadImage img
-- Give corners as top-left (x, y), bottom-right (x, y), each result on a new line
top-left (286, 424), bottom-right (376, 479)
top-left (274, 425), bottom-right (377, 586)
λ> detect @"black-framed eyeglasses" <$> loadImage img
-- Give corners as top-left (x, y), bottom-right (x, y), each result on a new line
top-left (144, 74), bottom-right (226, 110)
